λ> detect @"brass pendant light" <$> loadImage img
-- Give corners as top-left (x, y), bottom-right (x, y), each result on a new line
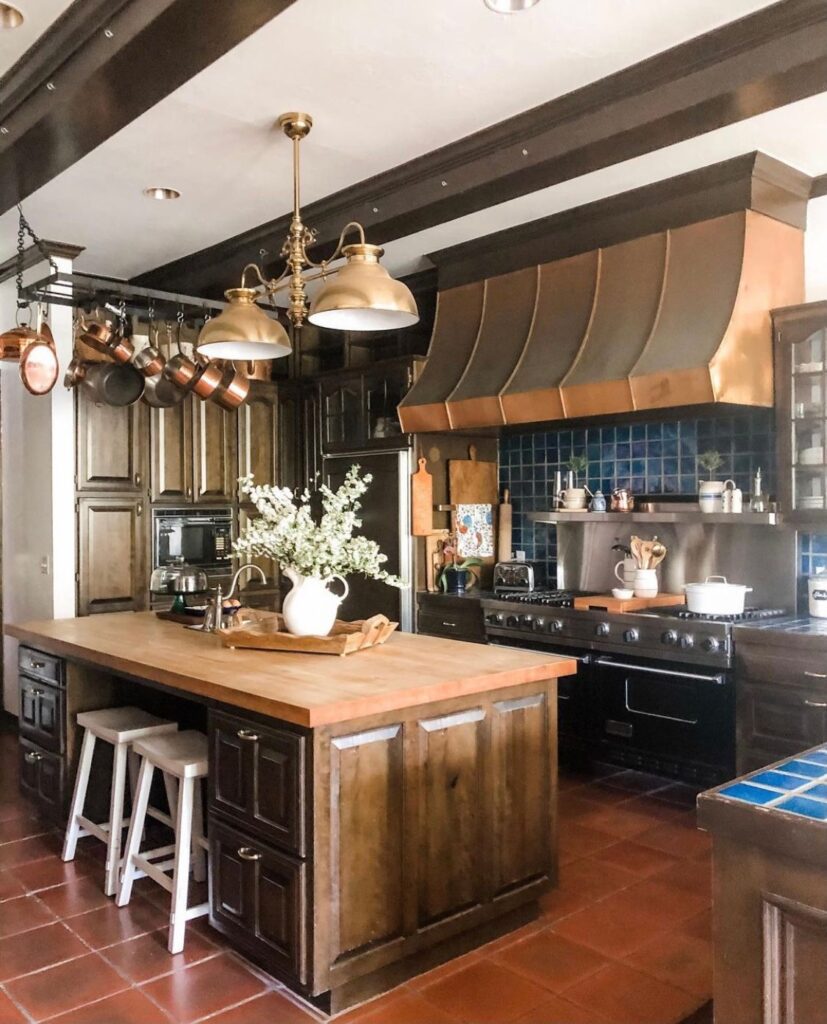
top-left (197, 112), bottom-right (417, 360)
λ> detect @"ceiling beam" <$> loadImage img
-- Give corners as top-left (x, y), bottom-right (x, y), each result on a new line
top-left (0, 0), bottom-right (296, 216)
top-left (812, 173), bottom-right (827, 199)
top-left (135, 0), bottom-right (827, 299)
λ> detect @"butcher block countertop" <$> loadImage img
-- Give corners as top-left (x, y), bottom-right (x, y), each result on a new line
top-left (6, 612), bottom-right (577, 727)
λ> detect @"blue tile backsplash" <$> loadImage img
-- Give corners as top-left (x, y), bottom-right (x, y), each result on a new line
top-left (498, 410), bottom-right (775, 584)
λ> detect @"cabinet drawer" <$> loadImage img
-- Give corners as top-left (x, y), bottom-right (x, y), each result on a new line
top-left (737, 681), bottom-right (827, 772)
top-left (417, 605), bottom-right (484, 643)
top-left (18, 678), bottom-right (64, 754)
top-left (18, 647), bottom-right (63, 687)
top-left (209, 711), bottom-right (306, 856)
top-left (737, 647), bottom-right (827, 692)
top-left (209, 818), bottom-right (307, 987)
top-left (19, 738), bottom-right (65, 820)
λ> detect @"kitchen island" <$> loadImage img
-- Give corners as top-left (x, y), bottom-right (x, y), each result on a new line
top-left (7, 612), bottom-right (577, 1012)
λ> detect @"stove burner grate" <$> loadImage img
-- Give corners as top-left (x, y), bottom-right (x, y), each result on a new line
top-left (673, 607), bottom-right (789, 623)
top-left (497, 589), bottom-right (582, 607)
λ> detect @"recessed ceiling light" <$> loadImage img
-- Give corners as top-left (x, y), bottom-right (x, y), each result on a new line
top-left (143, 186), bottom-right (181, 201)
top-left (483, 0), bottom-right (541, 11)
top-left (0, 4), bottom-right (24, 29)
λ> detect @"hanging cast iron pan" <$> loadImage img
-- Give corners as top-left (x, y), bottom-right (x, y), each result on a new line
top-left (80, 361), bottom-right (145, 406)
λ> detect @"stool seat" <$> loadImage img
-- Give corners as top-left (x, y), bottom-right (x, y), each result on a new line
top-left (76, 707), bottom-right (178, 745)
top-left (133, 730), bottom-right (208, 779)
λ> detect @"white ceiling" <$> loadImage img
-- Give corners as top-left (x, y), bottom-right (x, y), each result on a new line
top-left (0, 0), bottom-right (73, 77)
top-left (0, 0), bottom-right (784, 279)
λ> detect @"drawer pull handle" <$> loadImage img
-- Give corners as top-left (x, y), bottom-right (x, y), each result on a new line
top-left (23, 687), bottom-right (43, 697)
top-left (805, 671), bottom-right (827, 680)
top-left (24, 751), bottom-right (42, 763)
top-left (237, 847), bottom-right (262, 861)
top-left (29, 660), bottom-right (46, 670)
top-left (804, 699), bottom-right (827, 708)
top-left (441, 621), bottom-right (457, 628)
top-left (237, 729), bottom-right (259, 742)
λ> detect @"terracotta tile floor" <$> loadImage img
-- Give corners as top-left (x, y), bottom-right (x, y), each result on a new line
top-left (0, 730), bottom-right (712, 1023)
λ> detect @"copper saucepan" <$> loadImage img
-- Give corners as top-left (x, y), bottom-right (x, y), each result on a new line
top-left (78, 317), bottom-right (117, 354)
top-left (191, 360), bottom-right (225, 400)
top-left (106, 331), bottom-right (135, 364)
top-left (212, 365), bottom-right (250, 410)
top-left (134, 345), bottom-right (166, 377)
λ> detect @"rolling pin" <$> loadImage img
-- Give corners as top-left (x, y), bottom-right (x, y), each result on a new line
top-left (498, 488), bottom-right (513, 562)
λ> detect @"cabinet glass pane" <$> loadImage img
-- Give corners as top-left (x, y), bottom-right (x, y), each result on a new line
top-left (364, 371), bottom-right (407, 440)
top-left (323, 385), bottom-right (361, 446)
top-left (792, 329), bottom-right (827, 511)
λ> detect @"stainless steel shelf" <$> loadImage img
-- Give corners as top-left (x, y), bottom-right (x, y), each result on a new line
top-left (528, 510), bottom-right (780, 526)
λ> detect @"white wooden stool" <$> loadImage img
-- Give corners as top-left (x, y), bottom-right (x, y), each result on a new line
top-left (62, 707), bottom-right (178, 896)
top-left (117, 730), bottom-right (209, 954)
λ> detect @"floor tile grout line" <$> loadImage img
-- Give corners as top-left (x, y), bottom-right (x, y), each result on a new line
top-left (0, 979), bottom-right (38, 1024)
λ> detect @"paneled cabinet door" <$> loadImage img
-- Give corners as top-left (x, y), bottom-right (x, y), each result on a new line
top-left (149, 399), bottom-right (193, 502)
top-left (77, 497), bottom-right (147, 615)
top-left (192, 399), bottom-right (236, 504)
top-left (76, 392), bottom-right (145, 493)
top-left (738, 681), bottom-right (827, 772)
top-left (18, 677), bottom-right (64, 754)
top-left (19, 738), bottom-right (64, 820)
top-left (209, 819), bottom-right (307, 986)
top-left (238, 383), bottom-right (278, 496)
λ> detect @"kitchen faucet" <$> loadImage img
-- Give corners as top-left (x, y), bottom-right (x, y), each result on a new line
top-left (204, 564), bottom-right (267, 633)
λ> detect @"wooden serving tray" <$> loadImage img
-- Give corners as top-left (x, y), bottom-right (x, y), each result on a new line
top-left (219, 612), bottom-right (398, 656)
top-left (573, 593), bottom-right (686, 613)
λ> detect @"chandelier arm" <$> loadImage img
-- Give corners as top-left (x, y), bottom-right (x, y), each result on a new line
top-left (239, 263), bottom-right (271, 290)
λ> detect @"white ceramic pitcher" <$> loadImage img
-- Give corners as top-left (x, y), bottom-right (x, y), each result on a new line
top-left (282, 568), bottom-right (350, 636)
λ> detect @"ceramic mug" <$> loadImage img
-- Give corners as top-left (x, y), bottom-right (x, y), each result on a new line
top-left (614, 558), bottom-right (637, 590)
top-left (633, 568), bottom-right (658, 598)
top-left (698, 480), bottom-right (725, 513)
top-left (559, 487), bottom-right (588, 510)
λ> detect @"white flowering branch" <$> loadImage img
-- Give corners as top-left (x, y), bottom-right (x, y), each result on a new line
top-left (235, 466), bottom-right (407, 588)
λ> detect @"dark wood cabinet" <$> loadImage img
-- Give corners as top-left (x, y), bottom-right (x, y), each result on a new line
top-left (209, 818), bottom-right (308, 986)
top-left (238, 382), bottom-right (279, 495)
top-left (149, 400), bottom-right (192, 502)
top-left (19, 677), bottom-right (64, 754)
top-left (416, 593), bottom-right (485, 643)
top-left (76, 496), bottom-right (147, 615)
top-left (209, 710), bottom-right (306, 857)
top-left (76, 393), bottom-right (145, 494)
top-left (736, 642), bottom-right (827, 772)
top-left (19, 736), bottom-right (65, 820)
top-left (193, 399), bottom-right (237, 504)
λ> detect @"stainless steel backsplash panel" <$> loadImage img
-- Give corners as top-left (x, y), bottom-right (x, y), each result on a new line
top-left (555, 522), bottom-right (796, 610)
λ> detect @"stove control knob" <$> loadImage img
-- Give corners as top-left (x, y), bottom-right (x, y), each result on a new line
top-left (532, 617), bottom-right (546, 632)
top-left (486, 612), bottom-right (504, 626)
top-left (679, 633), bottom-right (695, 649)
top-left (506, 615), bottom-right (520, 629)
top-left (702, 637), bottom-right (720, 653)
top-left (521, 614), bottom-right (534, 629)
top-left (623, 628), bottom-right (639, 644)
top-left (595, 622), bottom-right (610, 637)
top-left (549, 619), bottom-right (564, 634)
top-left (661, 630), bottom-right (678, 645)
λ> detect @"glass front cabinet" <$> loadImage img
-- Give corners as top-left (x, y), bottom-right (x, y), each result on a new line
top-left (774, 301), bottom-right (827, 523)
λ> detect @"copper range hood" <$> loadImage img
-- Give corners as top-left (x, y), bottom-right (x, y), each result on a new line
top-left (398, 210), bottom-right (804, 433)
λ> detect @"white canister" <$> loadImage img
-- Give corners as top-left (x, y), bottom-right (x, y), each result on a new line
top-left (809, 573), bottom-right (827, 619)
top-left (699, 480), bottom-right (725, 513)
top-left (633, 568), bottom-right (658, 598)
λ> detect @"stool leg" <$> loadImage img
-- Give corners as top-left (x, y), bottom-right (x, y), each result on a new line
top-left (62, 729), bottom-right (96, 862)
top-left (164, 774), bottom-right (179, 834)
top-left (117, 758), bottom-right (154, 908)
top-left (191, 778), bottom-right (206, 884)
top-left (168, 775), bottom-right (194, 954)
top-left (104, 741), bottom-right (129, 897)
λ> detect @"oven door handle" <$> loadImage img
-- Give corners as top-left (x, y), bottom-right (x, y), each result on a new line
top-left (491, 643), bottom-right (591, 666)
top-left (623, 680), bottom-right (699, 725)
top-left (595, 657), bottom-right (724, 685)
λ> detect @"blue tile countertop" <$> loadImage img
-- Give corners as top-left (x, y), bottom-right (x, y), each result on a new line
top-left (698, 746), bottom-right (827, 866)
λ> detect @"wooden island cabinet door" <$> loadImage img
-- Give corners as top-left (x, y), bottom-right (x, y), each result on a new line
top-left (76, 497), bottom-right (147, 614)
top-left (193, 400), bottom-right (236, 504)
top-left (238, 382), bottom-right (279, 494)
top-left (76, 393), bottom-right (145, 493)
top-left (149, 399), bottom-right (192, 502)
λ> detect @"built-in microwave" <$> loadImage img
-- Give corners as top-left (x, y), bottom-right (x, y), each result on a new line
top-left (152, 507), bottom-right (233, 573)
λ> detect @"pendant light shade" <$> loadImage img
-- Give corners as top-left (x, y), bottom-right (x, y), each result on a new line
top-left (196, 288), bottom-right (291, 360)
top-left (308, 244), bottom-right (419, 331)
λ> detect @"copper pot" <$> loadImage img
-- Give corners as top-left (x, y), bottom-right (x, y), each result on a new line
top-left (134, 345), bottom-right (166, 377)
top-left (233, 359), bottom-right (272, 382)
top-left (106, 332), bottom-right (135, 364)
top-left (212, 365), bottom-right (250, 409)
top-left (0, 325), bottom-right (43, 361)
top-left (163, 352), bottom-right (202, 392)
top-left (191, 361), bottom-right (225, 400)
top-left (78, 318), bottom-right (117, 354)
top-left (610, 487), bottom-right (635, 512)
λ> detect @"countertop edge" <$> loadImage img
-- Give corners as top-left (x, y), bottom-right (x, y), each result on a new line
top-left (6, 622), bottom-right (578, 728)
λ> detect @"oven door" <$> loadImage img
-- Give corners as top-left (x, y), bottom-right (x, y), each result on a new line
top-left (487, 636), bottom-right (594, 757)
top-left (593, 654), bottom-right (734, 782)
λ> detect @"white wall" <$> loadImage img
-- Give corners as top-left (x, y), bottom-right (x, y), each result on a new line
top-left (806, 194), bottom-right (827, 303)
top-left (1, 258), bottom-right (76, 713)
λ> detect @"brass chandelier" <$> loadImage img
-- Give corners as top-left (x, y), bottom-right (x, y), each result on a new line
top-left (197, 112), bottom-right (419, 361)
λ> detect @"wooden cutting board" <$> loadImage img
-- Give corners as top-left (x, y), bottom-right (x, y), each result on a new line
top-left (449, 444), bottom-right (498, 506)
top-left (573, 593), bottom-right (686, 613)
top-left (411, 457), bottom-right (433, 536)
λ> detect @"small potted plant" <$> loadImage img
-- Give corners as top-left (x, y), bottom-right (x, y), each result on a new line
top-left (698, 450), bottom-right (725, 513)
top-left (439, 533), bottom-right (482, 594)
top-left (559, 454), bottom-right (590, 510)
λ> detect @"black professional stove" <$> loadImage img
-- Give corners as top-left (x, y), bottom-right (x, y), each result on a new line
top-left (482, 591), bottom-right (790, 786)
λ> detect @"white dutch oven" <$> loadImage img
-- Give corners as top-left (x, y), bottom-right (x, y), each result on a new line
top-left (809, 573), bottom-right (827, 619)
top-left (683, 576), bottom-right (752, 615)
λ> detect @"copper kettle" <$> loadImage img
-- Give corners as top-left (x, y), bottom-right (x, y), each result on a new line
top-left (610, 487), bottom-right (635, 512)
